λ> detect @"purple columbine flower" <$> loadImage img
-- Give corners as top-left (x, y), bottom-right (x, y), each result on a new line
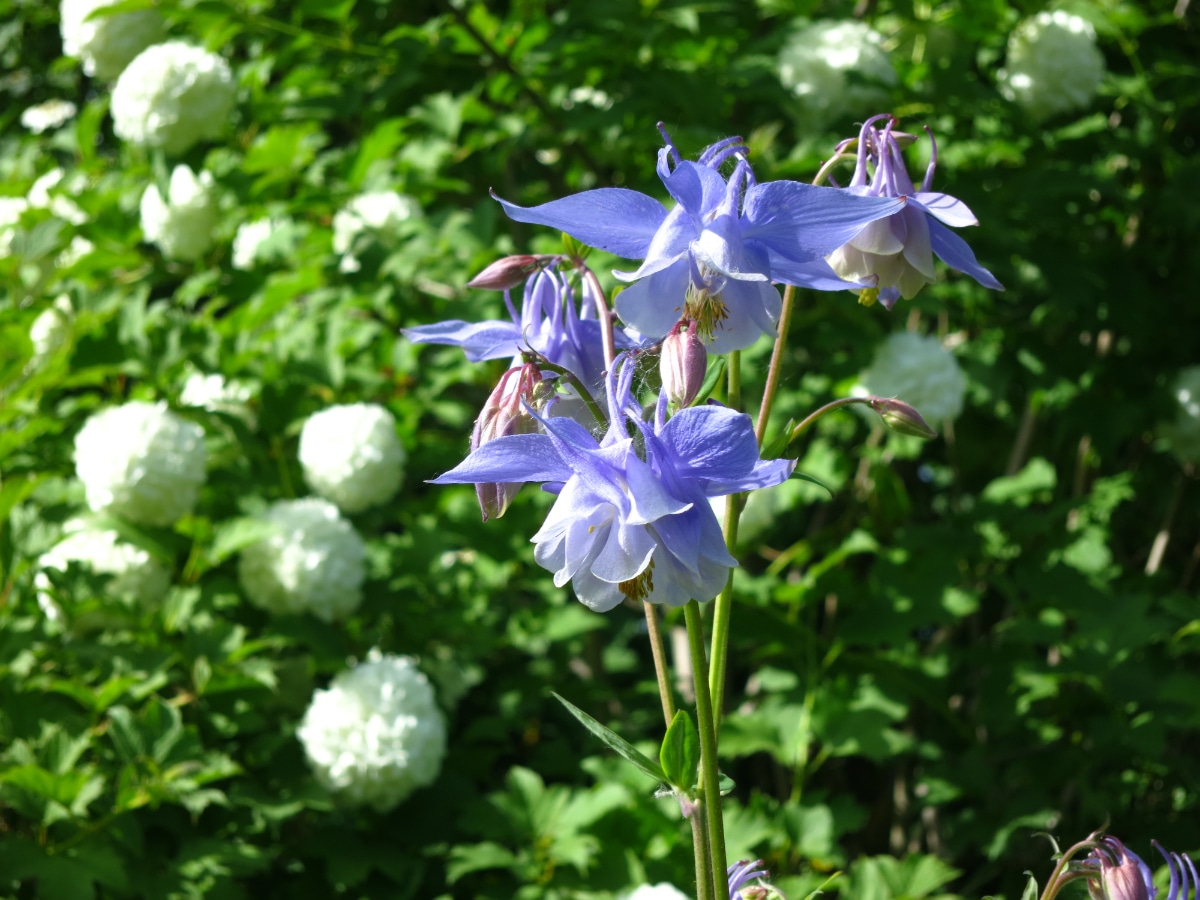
top-left (495, 127), bottom-right (903, 353)
top-left (1084, 836), bottom-right (1198, 900)
top-left (431, 354), bottom-right (794, 611)
top-left (826, 114), bottom-right (1004, 309)
top-left (403, 265), bottom-right (633, 391)
top-left (727, 859), bottom-right (784, 899)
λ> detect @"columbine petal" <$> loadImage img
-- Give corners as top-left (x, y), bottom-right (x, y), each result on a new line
top-left (492, 189), bottom-right (667, 260)
top-left (614, 260), bottom-right (691, 338)
top-left (431, 433), bottom-right (573, 485)
top-left (914, 191), bottom-right (979, 227)
top-left (927, 219), bottom-right (1005, 290)
top-left (403, 319), bottom-right (520, 362)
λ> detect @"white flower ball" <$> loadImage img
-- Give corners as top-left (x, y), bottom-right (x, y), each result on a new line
top-left (1161, 366), bottom-right (1200, 465)
top-left (332, 191), bottom-right (422, 273)
top-left (30, 295), bottom-right (74, 361)
top-left (0, 197), bottom-right (29, 255)
top-left (777, 20), bottom-right (895, 122)
top-left (299, 404), bottom-right (406, 514)
top-left (998, 11), bottom-right (1105, 120)
top-left (111, 41), bottom-right (236, 154)
top-left (180, 371), bottom-right (255, 423)
top-left (60, 0), bottom-right (165, 80)
top-left (232, 218), bottom-right (272, 270)
top-left (74, 401), bottom-right (207, 526)
top-left (28, 168), bottom-right (87, 226)
top-left (20, 98), bottom-right (77, 133)
top-left (238, 499), bottom-right (365, 621)
top-left (140, 165), bottom-right (218, 261)
top-left (297, 652), bottom-right (447, 812)
top-left (38, 524), bottom-right (170, 607)
top-left (863, 331), bottom-right (965, 422)
top-left (620, 885), bottom-right (691, 900)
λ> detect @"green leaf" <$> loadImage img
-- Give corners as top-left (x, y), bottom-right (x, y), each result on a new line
top-left (659, 709), bottom-right (700, 791)
top-left (550, 692), bottom-right (665, 783)
top-left (1020, 872), bottom-right (1040, 900)
top-left (107, 706), bottom-right (144, 762)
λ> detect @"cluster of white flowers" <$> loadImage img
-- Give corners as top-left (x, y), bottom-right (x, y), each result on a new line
top-left (20, 98), bottom-right (77, 133)
top-left (231, 216), bottom-right (296, 270)
top-left (332, 191), bottom-right (422, 273)
top-left (1161, 367), bottom-right (1200, 465)
top-left (140, 165), bottom-right (218, 261)
top-left (0, 197), bottom-right (28, 255)
top-left (777, 20), bottom-right (895, 123)
top-left (180, 371), bottom-right (256, 428)
top-left (238, 499), bottom-right (365, 621)
top-left (620, 884), bottom-right (690, 900)
top-left (60, 0), bottom-right (164, 80)
top-left (298, 404), bottom-right (406, 514)
top-left (998, 11), bottom-right (1105, 120)
top-left (297, 652), bottom-right (447, 812)
top-left (111, 41), bottom-right (236, 154)
top-left (863, 331), bottom-right (966, 422)
top-left (37, 524), bottom-right (170, 611)
top-left (28, 168), bottom-right (87, 226)
top-left (29, 295), bottom-right (74, 362)
top-left (74, 401), bottom-right (208, 526)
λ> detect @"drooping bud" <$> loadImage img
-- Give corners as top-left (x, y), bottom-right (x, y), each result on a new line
top-left (868, 396), bottom-right (937, 439)
top-left (471, 364), bottom-right (545, 520)
top-left (660, 320), bottom-right (707, 408)
top-left (1086, 837), bottom-right (1155, 900)
top-left (466, 255), bottom-right (555, 291)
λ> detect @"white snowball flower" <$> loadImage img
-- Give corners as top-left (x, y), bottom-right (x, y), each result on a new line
top-left (111, 41), bottom-right (236, 154)
top-left (60, 0), bottom-right (165, 80)
top-left (777, 20), bottom-right (895, 123)
top-left (30, 295), bottom-right (74, 361)
top-left (1161, 366), bottom-right (1200, 465)
top-left (620, 885), bottom-right (691, 900)
top-left (20, 98), bottom-right (78, 133)
top-left (28, 168), bottom-right (87, 226)
top-left (998, 11), bottom-right (1105, 120)
top-left (74, 401), bottom-right (207, 526)
top-left (332, 191), bottom-right (422, 273)
top-left (180, 371), bottom-right (255, 425)
top-left (298, 404), bottom-right (406, 514)
top-left (140, 165), bottom-right (218, 261)
top-left (238, 498), bottom-right (365, 622)
top-left (38, 523), bottom-right (170, 609)
top-left (58, 236), bottom-right (95, 268)
top-left (863, 331), bottom-right (965, 422)
top-left (0, 197), bottom-right (29, 255)
top-left (298, 651), bottom-right (447, 812)
top-left (231, 218), bottom-right (271, 270)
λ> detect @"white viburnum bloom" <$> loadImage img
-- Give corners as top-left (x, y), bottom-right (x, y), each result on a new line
top-left (59, 236), bottom-right (95, 268)
top-left (140, 165), bottom-right (218, 261)
top-left (20, 98), bottom-right (78, 133)
top-left (777, 20), bottom-right (896, 123)
top-left (238, 498), bottom-right (365, 622)
top-left (38, 524), bottom-right (170, 609)
top-left (60, 0), bottom-right (165, 80)
top-left (28, 168), bottom-right (87, 226)
top-left (1161, 366), bottom-right (1200, 465)
top-left (111, 41), bottom-right (236, 154)
top-left (298, 404), bottom-right (406, 514)
top-left (331, 191), bottom-right (422, 273)
top-left (0, 197), bottom-right (29, 255)
top-left (998, 11), bottom-right (1105, 120)
top-left (180, 371), bottom-right (255, 425)
top-left (29, 295), bottom-right (74, 361)
top-left (231, 218), bottom-right (272, 270)
top-left (74, 401), bottom-right (208, 527)
top-left (863, 331), bottom-right (966, 422)
top-left (619, 885), bottom-right (691, 900)
top-left (298, 651), bottom-right (447, 812)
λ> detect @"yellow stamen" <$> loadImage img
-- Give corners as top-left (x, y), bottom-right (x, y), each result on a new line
top-left (618, 559), bottom-right (655, 601)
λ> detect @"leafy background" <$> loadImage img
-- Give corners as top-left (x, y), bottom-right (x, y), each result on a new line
top-left (1, 0), bottom-right (1198, 898)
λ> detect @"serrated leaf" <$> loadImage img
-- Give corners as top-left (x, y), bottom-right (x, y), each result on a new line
top-left (107, 706), bottom-right (143, 762)
top-left (659, 709), bottom-right (700, 791)
top-left (551, 692), bottom-right (665, 782)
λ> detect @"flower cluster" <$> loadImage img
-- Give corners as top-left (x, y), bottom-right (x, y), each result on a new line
top-left (111, 41), bottom-right (236, 155)
top-left (237, 498), bottom-right (365, 622)
top-left (297, 652), bottom-right (447, 812)
top-left (37, 523), bottom-right (171, 610)
top-left (60, 0), bottom-right (164, 80)
top-left (1049, 832), bottom-right (1198, 900)
top-left (298, 403), bottom-right (406, 514)
top-left (862, 331), bottom-right (966, 422)
top-left (999, 11), bottom-right (1105, 121)
top-left (74, 401), bottom-right (208, 527)
top-left (29, 296), bottom-right (74, 363)
top-left (332, 190), bottom-right (422, 273)
top-left (777, 20), bottom-right (895, 124)
top-left (140, 165), bottom-right (218, 261)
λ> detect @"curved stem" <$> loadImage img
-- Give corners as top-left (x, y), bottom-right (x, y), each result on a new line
top-left (755, 285), bottom-right (796, 447)
top-left (790, 396), bottom-right (872, 442)
top-left (685, 600), bottom-right (727, 894)
top-left (643, 600), bottom-right (676, 726)
top-left (582, 267), bottom-right (618, 370)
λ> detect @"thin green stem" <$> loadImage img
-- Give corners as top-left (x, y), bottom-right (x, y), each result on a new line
top-left (643, 600), bottom-right (676, 726)
top-left (790, 396), bottom-right (872, 442)
top-left (691, 801), bottom-right (715, 900)
top-left (755, 284), bottom-right (796, 447)
top-left (685, 600), bottom-right (727, 893)
top-left (706, 495), bottom-right (740, 736)
top-left (530, 357), bottom-right (606, 425)
top-left (726, 350), bottom-right (743, 411)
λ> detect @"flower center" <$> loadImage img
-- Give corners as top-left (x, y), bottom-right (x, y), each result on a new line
top-left (683, 287), bottom-right (729, 341)
top-left (857, 286), bottom-right (880, 307)
top-left (618, 558), bottom-right (655, 601)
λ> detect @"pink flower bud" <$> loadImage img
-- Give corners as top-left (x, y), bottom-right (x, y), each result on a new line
top-left (868, 395), bottom-right (937, 439)
top-left (660, 320), bottom-right (707, 408)
top-left (466, 255), bottom-right (555, 291)
top-left (471, 364), bottom-right (544, 520)
top-left (1088, 837), bottom-right (1155, 900)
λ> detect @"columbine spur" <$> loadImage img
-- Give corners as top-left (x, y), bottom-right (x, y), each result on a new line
top-left (495, 127), bottom-right (902, 352)
top-left (826, 115), bottom-right (1003, 309)
top-left (433, 355), bottom-right (794, 611)
top-left (1083, 836), bottom-right (1197, 900)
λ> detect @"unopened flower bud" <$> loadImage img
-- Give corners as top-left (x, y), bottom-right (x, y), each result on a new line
top-left (466, 255), bottom-right (555, 291)
top-left (1086, 837), bottom-right (1155, 900)
top-left (868, 396), bottom-right (937, 439)
top-left (472, 364), bottom-right (544, 520)
top-left (661, 320), bottom-right (707, 408)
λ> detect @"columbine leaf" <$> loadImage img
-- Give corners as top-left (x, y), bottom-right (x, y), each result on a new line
top-left (659, 709), bottom-right (700, 791)
top-left (551, 692), bottom-right (665, 782)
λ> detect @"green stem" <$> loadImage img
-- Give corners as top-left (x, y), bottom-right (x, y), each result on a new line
top-left (685, 600), bottom-right (727, 893)
top-left (691, 800), bottom-right (715, 900)
top-left (726, 350), bottom-right (742, 411)
top-left (790, 396), bottom-right (872, 442)
top-left (643, 600), bottom-right (676, 726)
top-left (755, 284), bottom-right (796, 447)
top-left (706, 496), bottom-right (740, 736)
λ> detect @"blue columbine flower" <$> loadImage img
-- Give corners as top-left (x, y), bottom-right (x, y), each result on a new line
top-left (1085, 836), bottom-right (1198, 900)
top-left (826, 114), bottom-right (1004, 309)
top-left (727, 859), bottom-right (784, 899)
top-left (495, 127), bottom-right (903, 353)
top-left (431, 355), bottom-right (794, 610)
